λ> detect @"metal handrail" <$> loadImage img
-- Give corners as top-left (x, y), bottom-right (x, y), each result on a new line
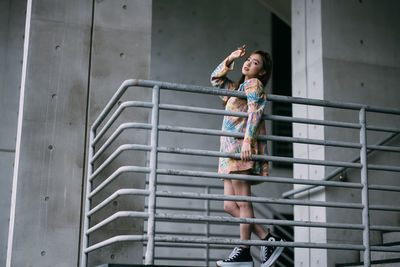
top-left (282, 131), bottom-right (400, 198)
top-left (80, 79), bottom-right (400, 267)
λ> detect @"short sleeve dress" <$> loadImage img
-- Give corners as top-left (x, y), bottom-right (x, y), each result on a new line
top-left (211, 58), bottom-right (269, 180)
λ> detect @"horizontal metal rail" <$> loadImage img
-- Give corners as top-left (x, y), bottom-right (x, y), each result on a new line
top-left (154, 236), bottom-right (362, 251)
top-left (148, 253), bottom-right (295, 266)
top-left (86, 211), bottom-right (149, 235)
top-left (88, 187), bottom-right (400, 229)
top-left (283, 131), bottom-right (400, 198)
top-left (88, 166), bottom-right (150, 198)
top-left (89, 211), bottom-right (365, 233)
top-left (158, 124), bottom-right (361, 149)
top-left (85, 234), bottom-right (147, 253)
top-left (370, 225), bottom-right (400, 232)
top-left (85, 234), bottom-right (400, 256)
top-left (368, 163), bottom-right (400, 172)
top-left (88, 188), bottom-right (150, 216)
top-left (156, 190), bottom-right (400, 212)
top-left (159, 103), bottom-right (362, 129)
top-left (155, 190), bottom-right (364, 210)
top-left (157, 146), bottom-right (362, 168)
top-left (367, 124), bottom-right (400, 133)
top-left (125, 79), bottom-right (400, 115)
top-left (143, 230), bottom-right (240, 239)
top-left (90, 144), bottom-right (151, 180)
top-left (93, 101), bottom-right (153, 145)
top-left (81, 79), bottom-right (400, 267)
top-left (367, 144), bottom-right (400, 153)
top-left (156, 168), bottom-right (363, 189)
top-left (145, 181), bottom-right (295, 242)
top-left (368, 184), bottom-right (400, 192)
top-left (91, 122), bottom-right (151, 163)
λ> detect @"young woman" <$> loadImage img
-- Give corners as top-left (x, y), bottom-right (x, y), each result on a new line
top-left (211, 45), bottom-right (283, 267)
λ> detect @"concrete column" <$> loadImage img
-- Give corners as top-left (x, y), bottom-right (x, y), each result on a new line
top-left (86, 0), bottom-right (152, 266)
top-left (292, 0), bottom-right (327, 266)
top-left (150, 0), bottom-right (294, 265)
top-left (7, 0), bottom-right (92, 266)
top-left (0, 0), bottom-right (26, 265)
top-left (292, 0), bottom-right (400, 266)
top-left (7, 0), bottom-right (153, 266)
top-left (321, 0), bottom-right (400, 266)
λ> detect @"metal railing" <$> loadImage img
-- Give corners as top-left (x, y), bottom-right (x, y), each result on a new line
top-left (80, 79), bottom-right (400, 267)
top-left (143, 181), bottom-right (294, 266)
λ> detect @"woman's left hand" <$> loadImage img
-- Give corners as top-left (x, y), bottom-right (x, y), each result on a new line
top-left (241, 141), bottom-right (252, 161)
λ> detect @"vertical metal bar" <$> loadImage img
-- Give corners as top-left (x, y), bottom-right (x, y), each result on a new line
top-left (145, 85), bottom-right (160, 265)
top-left (359, 107), bottom-right (371, 266)
top-left (205, 186), bottom-right (210, 266)
top-left (80, 128), bottom-right (95, 267)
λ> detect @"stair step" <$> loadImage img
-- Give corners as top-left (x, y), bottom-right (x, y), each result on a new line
top-left (360, 251), bottom-right (400, 262)
top-left (383, 232), bottom-right (400, 245)
top-left (95, 265), bottom-right (183, 267)
top-left (358, 231), bottom-right (400, 263)
top-left (336, 257), bottom-right (400, 267)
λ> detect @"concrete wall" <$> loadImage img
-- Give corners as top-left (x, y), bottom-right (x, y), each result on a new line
top-left (292, 0), bottom-right (400, 266)
top-left (0, 0), bottom-right (26, 265)
top-left (87, 0), bottom-right (152, 266)
top-left (7, 0), bottom-right (92, 266)
top-left (321, 0), bottom-right (400, 266)
top-left (6, 0), bottom-right (153, 266)
top-left (291, 0), bottom-right (327, 266)
top-left (151, 0), bottom-right (292, 265)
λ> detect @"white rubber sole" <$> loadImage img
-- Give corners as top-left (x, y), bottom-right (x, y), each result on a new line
top-left (260, 246), bottom-right (284, 267)
top-left (216, 260), bottom-right (253, 267)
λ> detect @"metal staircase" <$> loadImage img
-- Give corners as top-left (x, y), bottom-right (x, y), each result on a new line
top-left (81, 79), bottom-right (400, 267)
top-left (336, 232), bottom-right (400, 267)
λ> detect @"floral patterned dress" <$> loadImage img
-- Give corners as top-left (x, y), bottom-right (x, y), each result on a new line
top-left (211, 58), bottom-right (269, 181)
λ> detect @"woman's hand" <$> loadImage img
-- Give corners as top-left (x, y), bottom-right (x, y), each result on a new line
top-left (227, 45), bottom-right (246, 65)
top-left (241, 141), bottom-right (252, 161)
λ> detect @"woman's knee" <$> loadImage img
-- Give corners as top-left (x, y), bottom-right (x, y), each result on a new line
top-left (224, 201), bottom-right (238, 215)
top-left (236, 201), bottom-right (253, 210)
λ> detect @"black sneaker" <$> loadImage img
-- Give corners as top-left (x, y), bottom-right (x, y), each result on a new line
top-left (260, 233), bottom-right (284, 267)
top-left (216, 246), bottom-right (254, 267)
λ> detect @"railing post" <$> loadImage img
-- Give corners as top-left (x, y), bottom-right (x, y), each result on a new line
top-left (80, 128), bottom-right (95, 267)
top-left (205, 185), bottom-right (210, 266)
top-left (359, 107), bottom-right (371, 266)
top-left (145, 85), bottom-right (160, 265)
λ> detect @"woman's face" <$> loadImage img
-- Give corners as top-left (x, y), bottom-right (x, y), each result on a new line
top-left (242, 53), bottom-right (265, 79)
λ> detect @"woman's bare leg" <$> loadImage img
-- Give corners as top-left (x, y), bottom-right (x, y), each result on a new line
top-left (231, 178), bottom-right (253, 247)
top-left (223, 174), bottom-right (268, 243)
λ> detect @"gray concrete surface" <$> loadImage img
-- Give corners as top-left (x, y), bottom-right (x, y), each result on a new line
top-left (0, 0), bottom-right (26, 265)
top-left (4, 0), bottom-right (399, 266)
top-left (7, 0), bottom-right (92, 266)
top-left (150, 0), bottom-right (292, 265)
top-left (86, 0), bottom-right (152, 266)
top-left (292, 0), bottom-right (400, 266)
top-left (321, 1), bottom-right (400, 266)
top-left (6, 0), bottom-right (153, 265)
top-left (292, 0), bottom-right (327, 265)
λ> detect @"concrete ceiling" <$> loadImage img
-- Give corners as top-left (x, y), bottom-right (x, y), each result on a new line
top-left (257, 0), bottom-right (291, 26)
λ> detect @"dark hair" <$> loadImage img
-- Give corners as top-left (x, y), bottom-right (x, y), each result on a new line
top-left (223, 50), bottom-right (272, 106)
top-left (237, 50), bottom-right (272, 88)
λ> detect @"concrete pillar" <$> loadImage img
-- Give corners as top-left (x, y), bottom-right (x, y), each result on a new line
top-left (150, 0), bottom-right (294, 265)
top-left (6, 0), bottom-right (152, 266)
top-left (0, 0), bottom-right (26, 265)
top-left (86, 0), bottom-right (152, 266)
top-left (292, 0), bottom-right (400, 266)
top-left (6, 0), bottom-right (92, 266)
top-left (321, 0), bottom-right (400, 266)
top-left (292, 0), bottom-right (327, 266)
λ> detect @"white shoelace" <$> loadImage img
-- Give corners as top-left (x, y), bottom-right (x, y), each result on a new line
top-left (227, 247), bottom-right (242, 260)
top-left (261, 237), bottom-right (276, 262)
